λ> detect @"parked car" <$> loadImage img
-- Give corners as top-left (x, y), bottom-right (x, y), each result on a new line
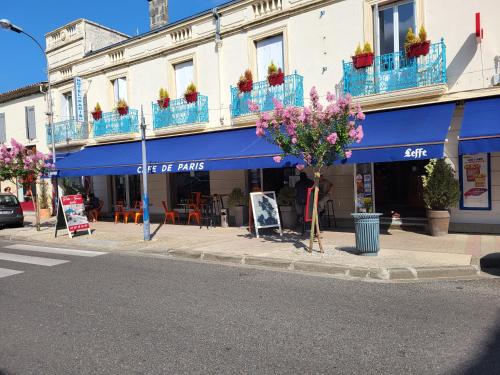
top-left (0, 193), bottom-right (24, 227)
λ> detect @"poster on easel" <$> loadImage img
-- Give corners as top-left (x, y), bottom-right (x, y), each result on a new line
top-left (55, 194), bottom-right (91, 238)
top-left (249, 191), bottom-right (282, 238)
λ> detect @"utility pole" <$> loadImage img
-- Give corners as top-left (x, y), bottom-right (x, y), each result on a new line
top-left (140, 106), bottom-right (151, 241)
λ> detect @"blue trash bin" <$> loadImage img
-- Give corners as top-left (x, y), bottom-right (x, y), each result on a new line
top-left (351, 213), bottom-right (382, 256)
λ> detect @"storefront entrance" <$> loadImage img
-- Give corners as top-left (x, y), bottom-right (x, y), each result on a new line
top-left (169, 171), bottom-right (210, 206)
top-left (374, 161), bottom-right (427, 218)
top-left (112, 175), bottom-right (141, 208)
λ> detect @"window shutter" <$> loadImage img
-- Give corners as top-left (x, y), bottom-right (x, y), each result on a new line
top-left (25, 106), bottom-right (36, 140)
top-left (0, 113), bottom-right (6, 143)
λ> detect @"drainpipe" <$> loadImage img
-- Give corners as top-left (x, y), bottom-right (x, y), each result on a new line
top-left (213, 7), bottom-right (225, 127)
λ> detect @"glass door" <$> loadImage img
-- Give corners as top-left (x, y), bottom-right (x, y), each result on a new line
top-left (375, 1), bottom-right (416, 91)
top-left (113, 175), bottom-right (142, 209)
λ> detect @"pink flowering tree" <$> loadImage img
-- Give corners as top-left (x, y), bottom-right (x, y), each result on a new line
top-left (0, 139), bottom-right (53, 230)
top-left (250, 87), bottom-right (365, 252)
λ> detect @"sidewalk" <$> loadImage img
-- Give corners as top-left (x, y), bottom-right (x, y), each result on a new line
top-left (2, 215), bottom-right (498, 281)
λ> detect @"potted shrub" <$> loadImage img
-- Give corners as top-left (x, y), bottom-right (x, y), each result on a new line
top-left (116, 99), bottom-right (129, 116)
top-left (422, 159), bottom-right (460, 236)
top-left (157, 88), bottom-right (170, 109)
top-left (227, 188), bottom-right (248, 227)
top-left (352, 42), bottom-right (374, 69)
top-left (38, 181), bottom-right (51, 219)
top-left (91, 103), bottom-right (102, 121)
top-left (277, 185), bottom-right (297, 229)
top-left (237, 69), bottom-right (253, 93)
top-left (267, 61), bottom-right (284, 86)
top-left (184, 82), bottom-right (198, 104)
top-left (405, 26), bottom-right (431, 58)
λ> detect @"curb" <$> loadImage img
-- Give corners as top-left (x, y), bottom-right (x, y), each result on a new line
top-left (163, 249), bottom-right (482, 282)
top-left (0, 234), bottom-right (483, 282)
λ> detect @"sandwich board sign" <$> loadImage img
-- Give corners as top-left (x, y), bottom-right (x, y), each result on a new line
top-left (55, 194), bottom-right (91, 238)
top-left (249, 191), bottom-right (282, 238)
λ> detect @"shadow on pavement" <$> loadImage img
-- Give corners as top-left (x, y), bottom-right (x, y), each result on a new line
top-left (457, 312), bottom-right (500, 374)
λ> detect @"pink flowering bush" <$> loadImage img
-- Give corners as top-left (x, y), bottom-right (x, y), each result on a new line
top-left (251, 86), bottom-right (364, 172)
top-left (250, 87), bottom-right (365, 252)
top-left (0, 139), bottom-right (53, 184)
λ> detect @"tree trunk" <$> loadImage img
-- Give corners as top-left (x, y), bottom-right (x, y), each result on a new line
top-left (308, 171), bottom-right (323, 252)
top-left (34, 180), bottom-right (41, 232)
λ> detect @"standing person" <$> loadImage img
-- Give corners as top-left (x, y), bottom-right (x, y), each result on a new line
top-left (88, 193), bottom-right (101, 222)
top-left (318, 174), bottom-right (333, 214)
top-left (294, 172), bottom-right (313, 221)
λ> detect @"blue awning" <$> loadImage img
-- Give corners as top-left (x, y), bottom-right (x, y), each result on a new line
top-left (348, 103), bottom-right (455, 164)
top-left (458, 97), bottom-right (500, 155)
top-left (56, 128), bottom-right (299, 177)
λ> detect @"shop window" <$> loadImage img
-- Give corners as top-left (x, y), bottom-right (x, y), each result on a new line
top-left (170, 171), bottom-right (210, 206)
top-left (112, 175), bottom-right (141, 208)
top-left (255, 34), bottom-right (284, 81)
top-left (174, 60), bottom-right (194, 98)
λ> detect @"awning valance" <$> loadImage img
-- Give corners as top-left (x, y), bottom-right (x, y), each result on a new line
top-left (458, 97), bottom-right (500, 155)
top-left (56, 128), bottom-right (299, 177)
top-left (348, 102), bottom-right (455, 164)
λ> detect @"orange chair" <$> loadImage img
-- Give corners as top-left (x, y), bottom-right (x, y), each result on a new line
top-left (133, 201), bottom-right (144, 225)
top-left (162, 201), bottom-right (179, 224)
top-left (114, 201), bottom-right (131, 223)
top-left (189, 192), bottom-right (201, 207)
top-left (187, 203), bottom-right (201, 225)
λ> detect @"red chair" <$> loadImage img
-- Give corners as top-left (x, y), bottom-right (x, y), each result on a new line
top-left (133, 201), bottom-right (144, 225)
top-left (162, 201), bottom-right (179, 224)
top-left (187, 203), bottom-right (201, 225)
top-left (114, 201), bottom-right (131, 224)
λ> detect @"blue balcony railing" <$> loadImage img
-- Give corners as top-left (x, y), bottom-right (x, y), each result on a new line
top-left (92, 109), bottom-right (139, 138)
top-left (230, 72), bottom-right (304, 118)
top-left (46, 119), bottom-right (89, 145)
top-left (152, 95), bottom-right (209, 130)
top-left (343, 39), bottom-right (447, 97)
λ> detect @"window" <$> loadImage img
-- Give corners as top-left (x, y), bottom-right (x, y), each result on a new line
top-left (0, 113), bottom-right (6, 143)
top-left (376, 1), bottom-right (415, 55)
top-left (25, 106), bottom-right (36, 141)
top-left (113, 77), bottom-right (127, 103)
top-left (255, 34), bottom-right (284, 81)
top-left (174, 60), bottom-right (194, 98)
top-left (61, 92), bottom-right (74, 120)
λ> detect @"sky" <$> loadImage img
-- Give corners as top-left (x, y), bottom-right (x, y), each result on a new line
top-left (0, 0), bottom-right (227, 93)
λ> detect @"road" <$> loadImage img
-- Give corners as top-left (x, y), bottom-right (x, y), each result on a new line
top-left (0, 239), bottom-right (499, 374)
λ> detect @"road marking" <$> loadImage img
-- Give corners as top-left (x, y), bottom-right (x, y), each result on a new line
top-left (4, 244), bottom-right (108, 258)
top-left (0, 253), bottom-right (69, 266)
top-left (0, 267), bottom-right (24, 278)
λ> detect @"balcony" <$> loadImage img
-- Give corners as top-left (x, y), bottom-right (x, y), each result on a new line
top-left (152, 95), bottom-right (209, 131)
top-left (343, 39), bottom-right (447, 101)
top-left (92, 109), bottom-right (139, 140)
top-left (46, 119), bottom-right (89, 148)
top-left (230, 72), bottom-right (304, 118)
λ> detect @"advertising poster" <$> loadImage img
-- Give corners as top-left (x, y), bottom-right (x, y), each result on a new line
top-left (355, 163), bottom-right (374, 213)
top-left (250, 191), bottom-right (282, 238)
top-left (58, 194), bottom-right (91, 237)
top-left (460, 153), bottom-right (491, 210)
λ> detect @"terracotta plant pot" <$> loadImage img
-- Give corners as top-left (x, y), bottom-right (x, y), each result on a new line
top-left (185, 92), bottom-right (198, 104)
top-left (406, 41), bottom-right (431, 58)
top-left (157, 98), bottom-right (170, 109)
top-left (39, 208), bottom-right (52, 220)
top-left (91, 111), bottom-right (102, 121)
top-left (426, 209), bottom-right (450, 236)
top-left (352, 52), bottom-right (374, 69)
top-left (238, 80), bottom-right (253, 93)
top-left (268, 71), bottom-right (285, 86)
top-left (117, 106), bottom-right (129, 116)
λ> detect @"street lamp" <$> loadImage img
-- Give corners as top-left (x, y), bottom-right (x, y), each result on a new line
top-left (0, 19), bottom-right (58, 219)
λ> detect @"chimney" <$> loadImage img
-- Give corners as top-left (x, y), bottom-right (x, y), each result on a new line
top-left (148, 0), bottom-right (168, 30)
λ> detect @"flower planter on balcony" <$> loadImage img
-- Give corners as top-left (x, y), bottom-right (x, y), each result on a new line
top-left (117, 106), bottom-right (129, 116)
top-left (91, 111), bottom-right (102, 121)
top-left (185, 92), bottom-right (198, 104)
top-left (157, 98), bottom-right (170, 109)
top-left (268, 71), bottom-right (285, 86)
top-left (352, 52), bottom-right (374, 69)
top-left (238, 80), bottom-right (253, 93)
top-left (406, 41), bottom-right (431, 58)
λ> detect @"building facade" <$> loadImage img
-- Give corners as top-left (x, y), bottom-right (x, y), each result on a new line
top-left (2, 0), bottom-right (499, 232)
